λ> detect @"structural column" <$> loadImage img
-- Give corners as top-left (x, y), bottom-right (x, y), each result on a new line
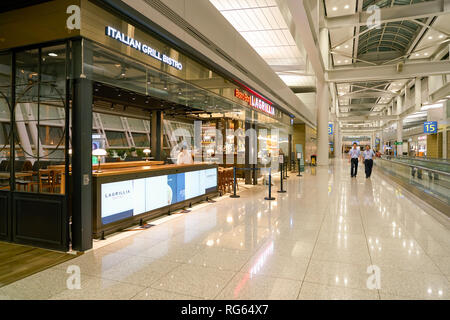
top-left (335, 121), bottom-right (342, 158)
top-left (316, 80), bottom-right (329, 166)
top-left (71, 77), bottom-right (93, 252)
top-left (396, 95), bottom-right (403, 155)
top-left (151, 110), bottom-right (163, 161)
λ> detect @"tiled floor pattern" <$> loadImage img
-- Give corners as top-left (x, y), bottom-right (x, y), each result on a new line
top-left (1, 159), bottom-right (449, 300)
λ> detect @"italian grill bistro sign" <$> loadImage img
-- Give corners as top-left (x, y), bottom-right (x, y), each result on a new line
top-left (234, 88), bottom-right (275, 116)
top-left (105, 26), bottom-right (183, 71)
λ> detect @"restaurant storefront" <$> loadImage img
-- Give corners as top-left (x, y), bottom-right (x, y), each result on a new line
top-left (0, 0), bottom-right (292, 251)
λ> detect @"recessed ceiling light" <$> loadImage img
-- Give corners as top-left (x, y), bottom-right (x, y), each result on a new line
top-left (48, 53), bottom-right (57, 57)
top-left (344, 5), bottom-right (350, 9)
top-left (424, 52), bottom-right (429, 56)
top-left (344, 59), bottom-right (349, 63)
top-left (337, 60), bottom-right (341, 63)
top-left (344, 45), bottom-right (349, 48)
top-left (332, 7), bottom-right (337, 11)
top-left (428, 36), bottom-right (433, 40)
top-left (415, 53), bottom-right (420, 56)
top-left (438, 35), bottom-right (444, 39)
top-left (336, 46), bottom-right (341, 49)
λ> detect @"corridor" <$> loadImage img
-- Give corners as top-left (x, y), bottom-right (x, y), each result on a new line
top-left (1, 160), bottom-right (449, 300)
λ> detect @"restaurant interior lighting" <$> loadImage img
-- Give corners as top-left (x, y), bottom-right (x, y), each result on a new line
top-left (92, 148), bottom-right (108, 173)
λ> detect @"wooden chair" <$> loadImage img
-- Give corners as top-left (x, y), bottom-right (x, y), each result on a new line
top-left (218, 168), bottom-right (225, 195)
top-left (38, 169), bottom-right (55, 193)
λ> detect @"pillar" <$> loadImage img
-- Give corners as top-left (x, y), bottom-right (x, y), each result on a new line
top-left (71, 77), bottom-right (93, 252)
top-left (71, 40), bottom-right (93, 252)
top-left (415, 77), bottom-right (422, 111)
top-left (335, 121), bottom-right (342, 158)
top-left (397, 120), bottom-right (403, 156)
top-left (317, 80), bottom-right (329, 166)
top-left (151, 110), bottom-right (163, 161)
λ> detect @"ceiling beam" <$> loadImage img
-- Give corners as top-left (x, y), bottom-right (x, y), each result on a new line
top-left (340, 103), bottom-right (389, 109)
top-left (338, 115), bottom-right (398, 121)
top-left (278, 0), bottom-right (325, 82)
top-left (291, 86), bottom-right (316, 93)
top-left (338, 91), bottom-right (397, 98)
top-left (324, 0), bottom-right (450, 29)
top-left (327, 60), bottom-right (450, 82)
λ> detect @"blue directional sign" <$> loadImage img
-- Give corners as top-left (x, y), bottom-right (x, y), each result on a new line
top-left (424, 121), bottom-right (437, 134)
top-left (328, 124), bottom-right (333, 135)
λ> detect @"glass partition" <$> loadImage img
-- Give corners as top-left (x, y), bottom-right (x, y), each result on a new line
top-left (376, 157), bottom-right (450, 205)
top-left (12, 44), bottom-right (68, 194)
top-left (0, 52), bottom-right (11, 191)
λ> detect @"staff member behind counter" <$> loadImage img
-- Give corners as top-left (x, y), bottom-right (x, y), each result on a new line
top-left (177, 145), bottom-right (194, 165)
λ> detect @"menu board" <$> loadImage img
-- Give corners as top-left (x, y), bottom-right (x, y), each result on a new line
top-left (101, 168), bottom-right (217, 225)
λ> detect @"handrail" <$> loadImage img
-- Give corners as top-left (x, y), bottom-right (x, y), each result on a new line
top-left (379, 157), bottom-right (450, 177)
top-left (393, 155), bottom-right (450, 165)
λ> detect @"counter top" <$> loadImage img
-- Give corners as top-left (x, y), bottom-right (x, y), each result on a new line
top-left (92, 163), bottom-right (216, 178)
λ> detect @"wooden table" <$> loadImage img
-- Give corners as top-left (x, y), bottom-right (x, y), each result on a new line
top-left (0, 172), bottom-right (34, 191)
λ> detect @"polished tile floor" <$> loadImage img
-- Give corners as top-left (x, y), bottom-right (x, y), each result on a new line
top-left (1, 159), bottom-right (449, 300)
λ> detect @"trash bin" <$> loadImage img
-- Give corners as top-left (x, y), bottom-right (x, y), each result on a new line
top-left (311, 155), bottom-right (317, 166)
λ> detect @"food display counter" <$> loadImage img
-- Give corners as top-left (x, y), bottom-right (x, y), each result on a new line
top-left (92, 162), bottom-right (218, 238)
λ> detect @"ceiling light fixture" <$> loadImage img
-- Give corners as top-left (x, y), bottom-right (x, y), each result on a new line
top-left (332, 7), bottom-right (337, 11)
top-left (344, 5), bottom-right (349, 9)
top-left (344, 45), bottom-right (349, 48)
top-left (438, 35), bottom-right (444, 39)
top-left (428, 36), bottom-right (433, 40)
top-left (48, 53), bottom-right (57, 57)
top-left (415, 53), bottom-right (420, 56)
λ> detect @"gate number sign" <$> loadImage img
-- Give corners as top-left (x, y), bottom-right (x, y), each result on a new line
top-left (424, 121), bottom-right (437, 134)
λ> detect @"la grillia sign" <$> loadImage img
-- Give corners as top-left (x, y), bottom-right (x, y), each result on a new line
top-left (234, 88), bottom-right (275, 116)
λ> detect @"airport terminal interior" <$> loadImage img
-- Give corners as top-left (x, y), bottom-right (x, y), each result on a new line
top-left (0, 0), bottom-right (449, 301)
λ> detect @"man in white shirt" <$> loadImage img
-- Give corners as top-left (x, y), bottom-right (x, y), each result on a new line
top-left (348, 142), bottom-right (361, 178)
top-left (363, 145), bottom-right (376, 178)
top-left (177, 146), bottom-right (193, 165)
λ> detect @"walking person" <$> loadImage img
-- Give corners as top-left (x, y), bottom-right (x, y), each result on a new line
top-left (349, 142), bottom-right (361, 178)
top-left (363, 145), bottom-right (376, 178)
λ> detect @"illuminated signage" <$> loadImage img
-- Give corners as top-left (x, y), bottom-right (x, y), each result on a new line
top-left (105, 26), bottom-right (183, 70)
top-left (424, 121), bottom-right (437, 134)
top-left (101, 169), bottom-right (217, 225)
top-left (234, 88), bottom-right (275, 116)
top-left (328, 124), bottom-right (333, 135)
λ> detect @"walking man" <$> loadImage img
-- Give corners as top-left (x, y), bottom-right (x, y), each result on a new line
top-left (363, 145), bottom-right (376, 178)
top-left (349, 142), bottom-right (361, 178)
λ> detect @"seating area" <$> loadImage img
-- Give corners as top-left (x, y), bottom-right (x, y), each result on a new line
top-left (0, 160), bottom-right (64, 193)
top-left (218, 167), bottom-right (237, 195)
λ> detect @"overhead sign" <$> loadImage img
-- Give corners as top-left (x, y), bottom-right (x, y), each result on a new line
top-left (424, 121), bottom-right (437, 134)
top-left (234, 88), bottom-right (275, 116)
top-left (105, 26), bottom-right (183, 70)
top-left (394, 141), bottom-right (403, 145)
top-left (328, 124), bottom-right (333, 135)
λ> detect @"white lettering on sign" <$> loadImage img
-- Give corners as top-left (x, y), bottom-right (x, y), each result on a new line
top-left (234, 88), bottom-right (275, 116)
top-left (105, 26), bottom-right (183, 71)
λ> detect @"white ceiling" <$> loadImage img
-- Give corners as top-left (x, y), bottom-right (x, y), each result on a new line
top-left (210, 0), bottom-right (312, 87)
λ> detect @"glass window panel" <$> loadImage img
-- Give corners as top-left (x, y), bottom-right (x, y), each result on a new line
top-left (127, 117), bottom-right (147, 131)
top-left (100, 113), bottom-right (123, 130)
top-left (132, 132), bottom-right (149, 147)
top-left (105, 130), bottom-right (128, 147)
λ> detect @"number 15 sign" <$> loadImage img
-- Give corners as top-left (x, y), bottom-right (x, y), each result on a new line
top-left (424, 121), bottom-right (437, 134)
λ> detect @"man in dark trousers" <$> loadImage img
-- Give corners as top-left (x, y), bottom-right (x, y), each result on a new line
top-left (363, 145), bottom-right (376, 178)
top-left (348, 142), bottom-right (361, 177)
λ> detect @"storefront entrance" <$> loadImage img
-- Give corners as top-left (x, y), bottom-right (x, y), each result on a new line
top-left (0, 43), bottom-right (71, 251)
